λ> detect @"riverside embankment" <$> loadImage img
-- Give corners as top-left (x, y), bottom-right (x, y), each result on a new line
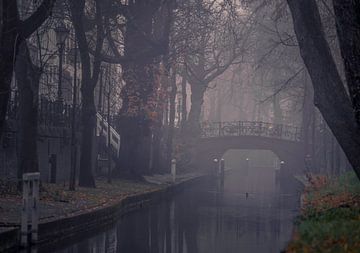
top-left (0, 173), bottom-right (208, 252)
top-left (286, 172), bottom-right (360, 252)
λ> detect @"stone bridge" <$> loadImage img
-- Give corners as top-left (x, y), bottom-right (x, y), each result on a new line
top-left (192, 121), bottom-right (305, 174)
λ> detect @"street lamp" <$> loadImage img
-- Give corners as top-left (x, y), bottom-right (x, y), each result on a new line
top-left (54, 22), bottom-right (69, 101)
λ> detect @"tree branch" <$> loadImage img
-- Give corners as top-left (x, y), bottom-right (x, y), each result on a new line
top-left (19, 0), bottom-right (56, 38)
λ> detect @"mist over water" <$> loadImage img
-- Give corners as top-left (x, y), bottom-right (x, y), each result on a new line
top-left (0, 1), bottom-right (357, 252)
top-left (53, 151), bottom-right (302, 253)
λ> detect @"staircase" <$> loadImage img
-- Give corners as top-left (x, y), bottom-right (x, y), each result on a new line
top-left (96, 113), bottom-right (121, 158)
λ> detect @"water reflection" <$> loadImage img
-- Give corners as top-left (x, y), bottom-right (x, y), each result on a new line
top-left (53, 167), bottom-right (302, 253)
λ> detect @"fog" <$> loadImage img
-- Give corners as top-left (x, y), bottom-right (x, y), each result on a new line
top-left (0, 0), bottom-right (359, 252)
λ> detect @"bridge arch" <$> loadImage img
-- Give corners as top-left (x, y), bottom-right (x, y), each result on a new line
top-left (192, 121), bottom-right (305, 174)
top-left (222, 149), bottom-right (279, 169)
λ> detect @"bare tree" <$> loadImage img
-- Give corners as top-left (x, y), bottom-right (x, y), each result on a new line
top-left (287, 0), bottom-right (360, 179)
top-left (177, 0), bottom-right (253, 135)
top-left (69, 0), bottom-right (105, 187)
top-left (0, 0), bottom-right (56, 140)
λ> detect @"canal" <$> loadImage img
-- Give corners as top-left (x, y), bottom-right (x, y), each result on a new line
top-left (51, 164), bottom-right (303, 253)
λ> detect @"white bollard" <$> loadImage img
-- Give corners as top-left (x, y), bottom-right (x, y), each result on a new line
top-left (220, 159), bottom-right (225, 175)
top-left (21, 179), bottom-right (29, 247)
top-left (31, 175), bottom-right (40, 244)
top-left (21, 172), bottom-right (40, 247)
top-left (171, 159), bottom-right (176, 183)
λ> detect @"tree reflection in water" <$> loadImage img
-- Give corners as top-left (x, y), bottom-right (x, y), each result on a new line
top-left (53, 167), bottom-right (302, 253)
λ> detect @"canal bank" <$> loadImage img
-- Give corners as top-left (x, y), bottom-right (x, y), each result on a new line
top-left (286, 172), bottom-right (360, 252)
top-left (54, 167), bottom-right (303, 253)
top-left (0, 173), bottom-right (210, 252)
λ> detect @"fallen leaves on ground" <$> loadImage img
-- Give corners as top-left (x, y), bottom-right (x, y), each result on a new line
top-left (0, 178), bottom-right (162, 226)
top-left (286, 172), bottom-right (360, 253)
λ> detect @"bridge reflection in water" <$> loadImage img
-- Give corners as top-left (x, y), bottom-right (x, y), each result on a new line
top-left (52, 166), bottom-right (302, 253)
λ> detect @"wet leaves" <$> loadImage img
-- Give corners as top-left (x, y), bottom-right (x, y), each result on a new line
top-left (287, 172), bottom-right (360, 253)
top-left (0, 178), bottom-right (161, 226)
top-left (302, 173), bottom-right (360, 215)
top-left (0, 180), bottom-right (20, 196)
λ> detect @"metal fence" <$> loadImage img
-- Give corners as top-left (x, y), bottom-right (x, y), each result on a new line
top-left (6, 98), bottom-right (81, 129)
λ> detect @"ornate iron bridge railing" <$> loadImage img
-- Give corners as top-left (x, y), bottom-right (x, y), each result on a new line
top-left (201, 121), bottom-right (303, 142)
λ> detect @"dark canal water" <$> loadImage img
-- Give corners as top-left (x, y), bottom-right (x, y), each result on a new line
top-left (52, 167), bottom-right (302, 253)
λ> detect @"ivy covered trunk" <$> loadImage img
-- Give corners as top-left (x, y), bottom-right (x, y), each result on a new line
top-left (118, 3), bottom-right (159, 176)
top-left (116, 1), bottom-right (173, 177)
top-left (118, 61), bottom-right (158, 177)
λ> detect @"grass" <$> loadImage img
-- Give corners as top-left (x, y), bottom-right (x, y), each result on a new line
top-left (287, 172), bottom-right (360, 253)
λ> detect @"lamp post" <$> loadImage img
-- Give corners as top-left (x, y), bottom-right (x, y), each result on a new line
top-left (54, 23), bottom-right (69, 102)
top-left (106, 67), bottom-right (112, 184)
top-left (69, 42), bottom-right (78, 191)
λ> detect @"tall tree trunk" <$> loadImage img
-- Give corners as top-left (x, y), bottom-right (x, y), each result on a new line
top-left (273, 93), bottom-right (283, 125)
top-left (185, 83), bottom-right (206, 135)
top-left (151, 0), bottom-right (175, 174)
top-left (79, 84), bottom-right (96, 187)
top-left (0, 0), bottom-right (20, 140)
top-left (71, 0), bottom-right (96, 187)
top-left (311, 109), bottom-right (317, 171)
top-left (15, 42), bottom-right (41, 179)
top-left (180, 75), bottom-right (187, 128)
top-left (0, 0), bottom-right (56, 139)
top-left (208, 91), bottom-right (216, 122)
top-left (117, 1), bottom-right (165, 177)
top-left (151, 120), bottom-right (163, 174)
top-left (335, 140), bottom-right (341, 175)
top-left (150, 81), bottom-right (166, 175)
top-left (301, 74), bottom-right (314, 154)
top-left (166, 68), bottom-right (177, 170)
top-left (119, 60), bottom-right (157, 177)
top-left (287, 0), bottom-right (360, 179)
top-left (70, 0), bottom-right (104, 187)
top-left (215, 89), bottom-right (222, 122)
top-left (333, 0), bottom-right (360, 124)
top-left (322, 120), bottom-right (327, 174)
